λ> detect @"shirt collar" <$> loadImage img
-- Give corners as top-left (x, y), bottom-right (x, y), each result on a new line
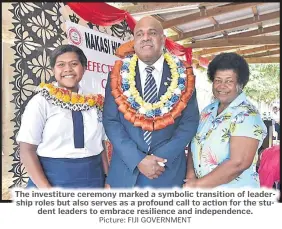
top-left (213, 92), bottom-right (248, 110)
top-left (138, 55), bottom-right (164, 73)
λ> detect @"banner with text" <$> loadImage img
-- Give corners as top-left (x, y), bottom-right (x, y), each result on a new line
top-left (66, 21), bottom-right (124, 95)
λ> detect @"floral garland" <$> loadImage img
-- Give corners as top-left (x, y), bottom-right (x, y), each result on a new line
top-left (36, 83), bottom-right (104, 112)
top-left (110, 52), bottom-right (195, 131)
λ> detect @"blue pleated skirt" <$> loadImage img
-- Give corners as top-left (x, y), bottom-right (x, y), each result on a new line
top-left (26, 154), bottom-right (104, 189)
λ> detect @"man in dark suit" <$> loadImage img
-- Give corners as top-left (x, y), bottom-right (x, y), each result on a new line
top-left (103, 16), bottom-right (199, 188)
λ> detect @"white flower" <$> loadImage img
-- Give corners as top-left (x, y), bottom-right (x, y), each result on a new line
top-left (173, 56), bottom-right (180, 63)
top-left (123, 90), bottom-right (131, 97)
top-left (174, 88), bottom-right (182, 95)
top-left (138, 107), bottom-right (146, 114)
top-left (121, 71), bottom-right (128, 79)
top-left (124, 58), bottom-right (131, 63)
top-left (161, 107), bottom-right (169, 114)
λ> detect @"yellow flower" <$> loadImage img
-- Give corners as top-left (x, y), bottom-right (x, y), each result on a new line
top-left (39, 82), bottom-right (45, 88)
top-left (153, 102), bottom-right (163, 109)
top-left (160, 95), bottom-right (168, 103)
top-left (132, 91), bottom-right (139, 97)
top-left (132, 54), bottom-right (138, 61)
top-left (129, 87), bottom-right (138, 95)
top-left (62, 95), bottom-right (70, 103)
top-left (128, 75), bottom-right (135, 81)
top-left (49, 88), bottom-right (57, 95)
top-left (171, 81), bottom-right (178, 89)
top-left (136, 96), bottom-right (143, 104)
top-left (46, 84), bottom-right (54, 90)
top-left (78, 97), bottom-right (85, 104)
top-left (55, 91), bottom-right (63, 100)
top-left (144, 103), bottom-right (152, 110)
top-left (129, 66), bottom-right (135, 72)
top-left (71, 95), bottom-right (79, 104)
top-left (171, 63), bottom-right (177, 69)
top-left (156, 101), bottom-right (164, 108)
top-left (129, 81), bottom-right (136, 87)
top-left (165, 91), bottom-right (173, 99)
top-left (87, 99), bottom-right (95, 106)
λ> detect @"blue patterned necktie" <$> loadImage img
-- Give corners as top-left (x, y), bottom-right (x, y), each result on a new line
top-left (143, 66), bottom-right (157, 148)
top-left (72, 110), bottom-right (84, 148)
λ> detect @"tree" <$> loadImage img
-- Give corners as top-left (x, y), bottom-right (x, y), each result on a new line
top-left (244, 64), bottom-right (280, 109)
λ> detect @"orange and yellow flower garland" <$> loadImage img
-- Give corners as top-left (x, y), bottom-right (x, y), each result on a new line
top-left (37, 83), bottom-right (104, 111)
top-left (110, 42), bottom-right (195, 131)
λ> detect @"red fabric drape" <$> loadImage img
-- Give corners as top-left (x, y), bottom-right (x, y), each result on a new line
top-left (67, 2), bottom-right (192, 64)
top-left (165, 38), bottom-right (192, 64)
top-left (67, 2), bottom-right (136, 30)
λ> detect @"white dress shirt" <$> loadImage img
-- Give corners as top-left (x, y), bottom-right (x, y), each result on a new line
top-left (138, 55), bottom-right (164, 96)
top-left (16, 84), bottom-right (106, 158)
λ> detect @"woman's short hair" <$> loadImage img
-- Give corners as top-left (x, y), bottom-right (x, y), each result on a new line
top-left (207, 52), bottom-right (250, 88)
top-left (49, 44), bottom-right (87, 68)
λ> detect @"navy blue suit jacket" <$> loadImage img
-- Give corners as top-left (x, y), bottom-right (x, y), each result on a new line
top-left (102, 59), bottom-right (200, 188)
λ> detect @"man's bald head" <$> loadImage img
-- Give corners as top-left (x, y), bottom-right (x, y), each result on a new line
top-left (133, 16), bottom-right (165, 65)
top-left (134, 16), bottom-right (164, 35)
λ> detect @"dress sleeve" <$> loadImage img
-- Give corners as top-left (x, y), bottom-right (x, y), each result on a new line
top-left (16, 94), bottom-right (47, 145)
top-left (230, 113), bottom-right (267, 144)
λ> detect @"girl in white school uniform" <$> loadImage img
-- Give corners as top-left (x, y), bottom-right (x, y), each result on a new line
top-left (17, 45), bottom-right (108, 188)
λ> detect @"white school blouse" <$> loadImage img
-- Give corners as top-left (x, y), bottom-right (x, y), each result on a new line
top-left (16, 85), bottom-right (106, 158)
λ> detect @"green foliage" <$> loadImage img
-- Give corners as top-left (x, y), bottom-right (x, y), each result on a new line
top-left (244, 64), bottom-right (280, 105)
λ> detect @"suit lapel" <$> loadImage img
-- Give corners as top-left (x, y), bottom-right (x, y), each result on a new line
top-left (135, 61), bottom-right (143, 97)
top-left (157, 60), bottom-right (171, 100)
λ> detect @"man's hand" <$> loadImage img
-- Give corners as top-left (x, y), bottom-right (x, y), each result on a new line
top-left (105, 184), bottom-right (111, 189)
top-left (137, 155), bottom-right (166, 179)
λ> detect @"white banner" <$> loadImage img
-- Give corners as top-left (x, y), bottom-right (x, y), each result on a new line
top-left (66, 21), bottom-right (124, 95)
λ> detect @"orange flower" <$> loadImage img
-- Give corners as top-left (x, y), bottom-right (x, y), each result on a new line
top-left (96, 94), bottom-right (104, 107)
